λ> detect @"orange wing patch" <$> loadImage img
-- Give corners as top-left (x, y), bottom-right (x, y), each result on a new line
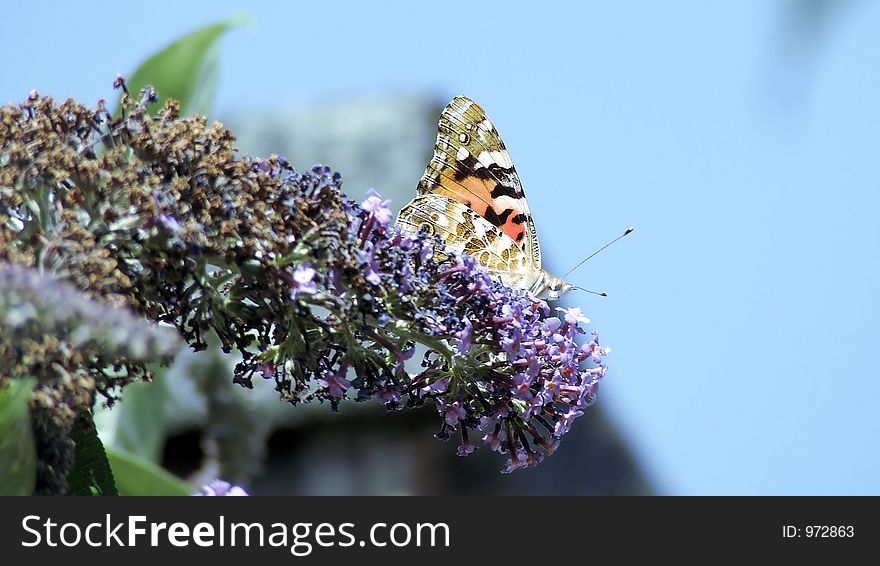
top-left (434, 174), bottom-right (527, 244)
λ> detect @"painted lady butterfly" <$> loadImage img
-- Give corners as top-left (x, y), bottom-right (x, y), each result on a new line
top-left (396, 96), bottom-right (572, 300)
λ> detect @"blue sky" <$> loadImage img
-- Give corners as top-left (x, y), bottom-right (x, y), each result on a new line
top-left (3, 0), bottom-right (878, 494)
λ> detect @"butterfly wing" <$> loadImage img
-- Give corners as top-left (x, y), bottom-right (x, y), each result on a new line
top-left (416, 96), bottom-right (542, 270)
top-left (398, 194), bottom-right (540, 290)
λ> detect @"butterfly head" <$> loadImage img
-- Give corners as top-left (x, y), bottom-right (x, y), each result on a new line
top-left (531, 271), bottom-right (573, 301)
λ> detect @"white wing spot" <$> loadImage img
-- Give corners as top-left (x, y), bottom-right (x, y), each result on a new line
top-left (477, 150), bottom-right (513, 169)
top-left (459, 132), bottom-right (469, 143)
top-left (477, 149), bottom-right (513, 169)
top-left (456, 146), bottom-right (470, 161)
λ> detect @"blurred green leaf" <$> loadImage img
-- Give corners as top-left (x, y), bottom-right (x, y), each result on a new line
top-left (0, 378), bottom-right (37, 495)
top-left (106, 365), bottom-right (170, 463)
top-left (67, 412), bottom-right (118, 496)
top-left (121, 16), bottom-right (248, 117)
top-left (106, 447), bottom-right (192, 496)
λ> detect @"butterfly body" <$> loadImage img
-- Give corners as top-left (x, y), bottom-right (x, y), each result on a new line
top-left (396, 96), bottom-right (573, 300)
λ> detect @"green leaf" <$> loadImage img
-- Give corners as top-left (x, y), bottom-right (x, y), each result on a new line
top-left (67, 412), bottom-right (119, 496)
top-left (106, 448), bottom-right (192, 496)
top-left (121, 15), bottom-right (248, 117)
top-left (105, 365), bottom-right (170, 463)
top-left (0, 378), bottom-right (37, 495)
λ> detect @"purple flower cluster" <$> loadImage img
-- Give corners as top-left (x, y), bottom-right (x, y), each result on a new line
top-left (277, 185), bottom-right (612, 472)
top-left (0, 262), bottom-right (181, 432)
top-left (400, 253), bottom-right (610, 472)
top-left (0, 81), bottom-right (610, 474)
top-left (195, 480), bottom-right (249, 496)
top-left (0, 262), bottom-right (181, 361)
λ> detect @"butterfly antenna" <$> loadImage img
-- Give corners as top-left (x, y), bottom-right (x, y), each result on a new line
top-left (572, 286), bottom-right (608, 297)
top-left (561, 226), bottom-right (634, 280)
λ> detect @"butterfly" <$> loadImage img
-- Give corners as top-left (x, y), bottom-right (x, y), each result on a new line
top-left (396, 96), bottom-right (573, 300)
